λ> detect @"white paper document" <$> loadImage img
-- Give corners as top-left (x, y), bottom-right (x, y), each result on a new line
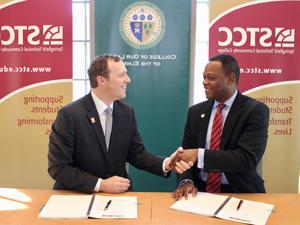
top-left (88, 195), bottom-right (137, 219)
top-left (216, 197), bottom-right (274, 225)
top-left (38, 195), bottom-right (93, 219)
top-left (38, 195), bottom-right (137, 219)
top-left (170, 192), bottom-right (274, 225)
top-left (170, 192), bottom-right (230, 216)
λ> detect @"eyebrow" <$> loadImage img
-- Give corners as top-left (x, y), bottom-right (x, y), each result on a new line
top-left (119, 71), bottom-right (127, 76)
top-left (204, 73), bottom-right (217, 76)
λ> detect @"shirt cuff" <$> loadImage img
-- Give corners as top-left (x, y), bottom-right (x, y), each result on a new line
top-left (94, 178), bottom-right (102, 192)
top-left (197, 148), bottom-right (205, 169)
top-left (162, 157), bottom-right (169, 173)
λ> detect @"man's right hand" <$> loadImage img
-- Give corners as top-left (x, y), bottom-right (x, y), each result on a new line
top-left (172, 181), bottom-right (198, 201)
top-left (169, 147), bottom-right (198, 173)
top-left (99, 176), bottom-right (131, 193)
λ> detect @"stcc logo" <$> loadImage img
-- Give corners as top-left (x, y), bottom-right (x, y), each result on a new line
top-left (0, 25), bottom-right (63, 46)
top-left (218, 27), bottom-right (295, 48)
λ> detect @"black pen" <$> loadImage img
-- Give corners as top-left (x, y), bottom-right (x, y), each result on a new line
top-left (104, 200), bottom-right (112, 211)
top-left (236, 199), bottom-right (243, 211)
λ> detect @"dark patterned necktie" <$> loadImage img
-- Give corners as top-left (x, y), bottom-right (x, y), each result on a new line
top-left (206, 103), bottom-right (225, 193)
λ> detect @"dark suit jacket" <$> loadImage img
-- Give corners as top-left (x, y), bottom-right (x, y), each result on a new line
top-left (48, 93), bottom-right (167, 193)
top-left (177, 93), bottom-right (269, 193)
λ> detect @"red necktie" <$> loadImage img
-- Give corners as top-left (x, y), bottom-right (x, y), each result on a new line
top-left (206, 103), bottom-right (225, 193)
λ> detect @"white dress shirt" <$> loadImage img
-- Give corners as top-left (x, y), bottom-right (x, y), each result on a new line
top-left (91, 91), bottom-right (113, 192)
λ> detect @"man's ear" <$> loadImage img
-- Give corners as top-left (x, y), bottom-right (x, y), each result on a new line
top-left (227, 73), bottom-right (235, 85)
top-left (97, 75), bottom-right (106, 86)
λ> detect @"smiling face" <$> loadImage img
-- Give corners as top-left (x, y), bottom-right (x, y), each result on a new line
top-left (202, 60), bottom-right (235, 103)
top-left (96, 59), bottom-right (131, 105)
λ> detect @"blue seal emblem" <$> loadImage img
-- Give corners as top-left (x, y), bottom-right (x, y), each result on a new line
top-left (119, 1), bottom-right (166, 49)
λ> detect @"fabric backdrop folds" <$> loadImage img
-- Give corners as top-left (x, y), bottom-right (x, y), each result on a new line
top-left (93, 0), bottom-right (192, 191)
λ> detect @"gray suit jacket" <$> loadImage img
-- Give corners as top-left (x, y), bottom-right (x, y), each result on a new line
top-left (48, 93), bottom-right (167, 193)
top-left (177, 93), bottom-right (269, 193)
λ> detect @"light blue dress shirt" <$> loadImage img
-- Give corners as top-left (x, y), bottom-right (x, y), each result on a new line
top-left (197, 90), bottom-right (238, 184)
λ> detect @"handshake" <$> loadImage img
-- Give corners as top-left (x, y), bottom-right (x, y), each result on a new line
top-left (165, 147), bottom-right (198, 173)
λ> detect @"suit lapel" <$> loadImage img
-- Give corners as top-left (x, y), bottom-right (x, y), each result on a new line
top-left (84, 93), bottom-right (111, 165)
top-left (197, 101), bottom-right (213, 147)
top-left (221, 93), bottom-right (245, 148)
top-left (108, 101), bottom-right (120, 154)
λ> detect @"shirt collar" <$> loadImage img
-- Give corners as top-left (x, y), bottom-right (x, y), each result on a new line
top-left (213, 90), bottom-right (238, 109)
top-left (91, 90), bottom-right (113, 114)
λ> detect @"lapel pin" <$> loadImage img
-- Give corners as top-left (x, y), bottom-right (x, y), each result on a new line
top-left (90, 117), bottom-right (96, 123)
top-left (201, 114), bottom-right (205, 118)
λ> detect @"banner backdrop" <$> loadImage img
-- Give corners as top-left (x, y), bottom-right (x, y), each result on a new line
top-left (0, 0), bottom-right (72, 188)
top-left (209, 0), bottom-right (300, 192)
top-left (93, 0), bottom-right (192, 191)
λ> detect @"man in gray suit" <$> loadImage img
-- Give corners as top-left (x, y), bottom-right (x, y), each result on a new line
top-left (48, 54), bottom-right (189, 194)
top-left (172, 54), bottom-right (270, 199)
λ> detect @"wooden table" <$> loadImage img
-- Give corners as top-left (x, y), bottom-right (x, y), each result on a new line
top-left (0, 189), bottom-right (299, 224)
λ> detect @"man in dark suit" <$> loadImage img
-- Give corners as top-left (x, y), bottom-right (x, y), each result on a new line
top-left (48, 54), bottom-right (189, 194)
top-left (172, 54), bottom-right (270, 200)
